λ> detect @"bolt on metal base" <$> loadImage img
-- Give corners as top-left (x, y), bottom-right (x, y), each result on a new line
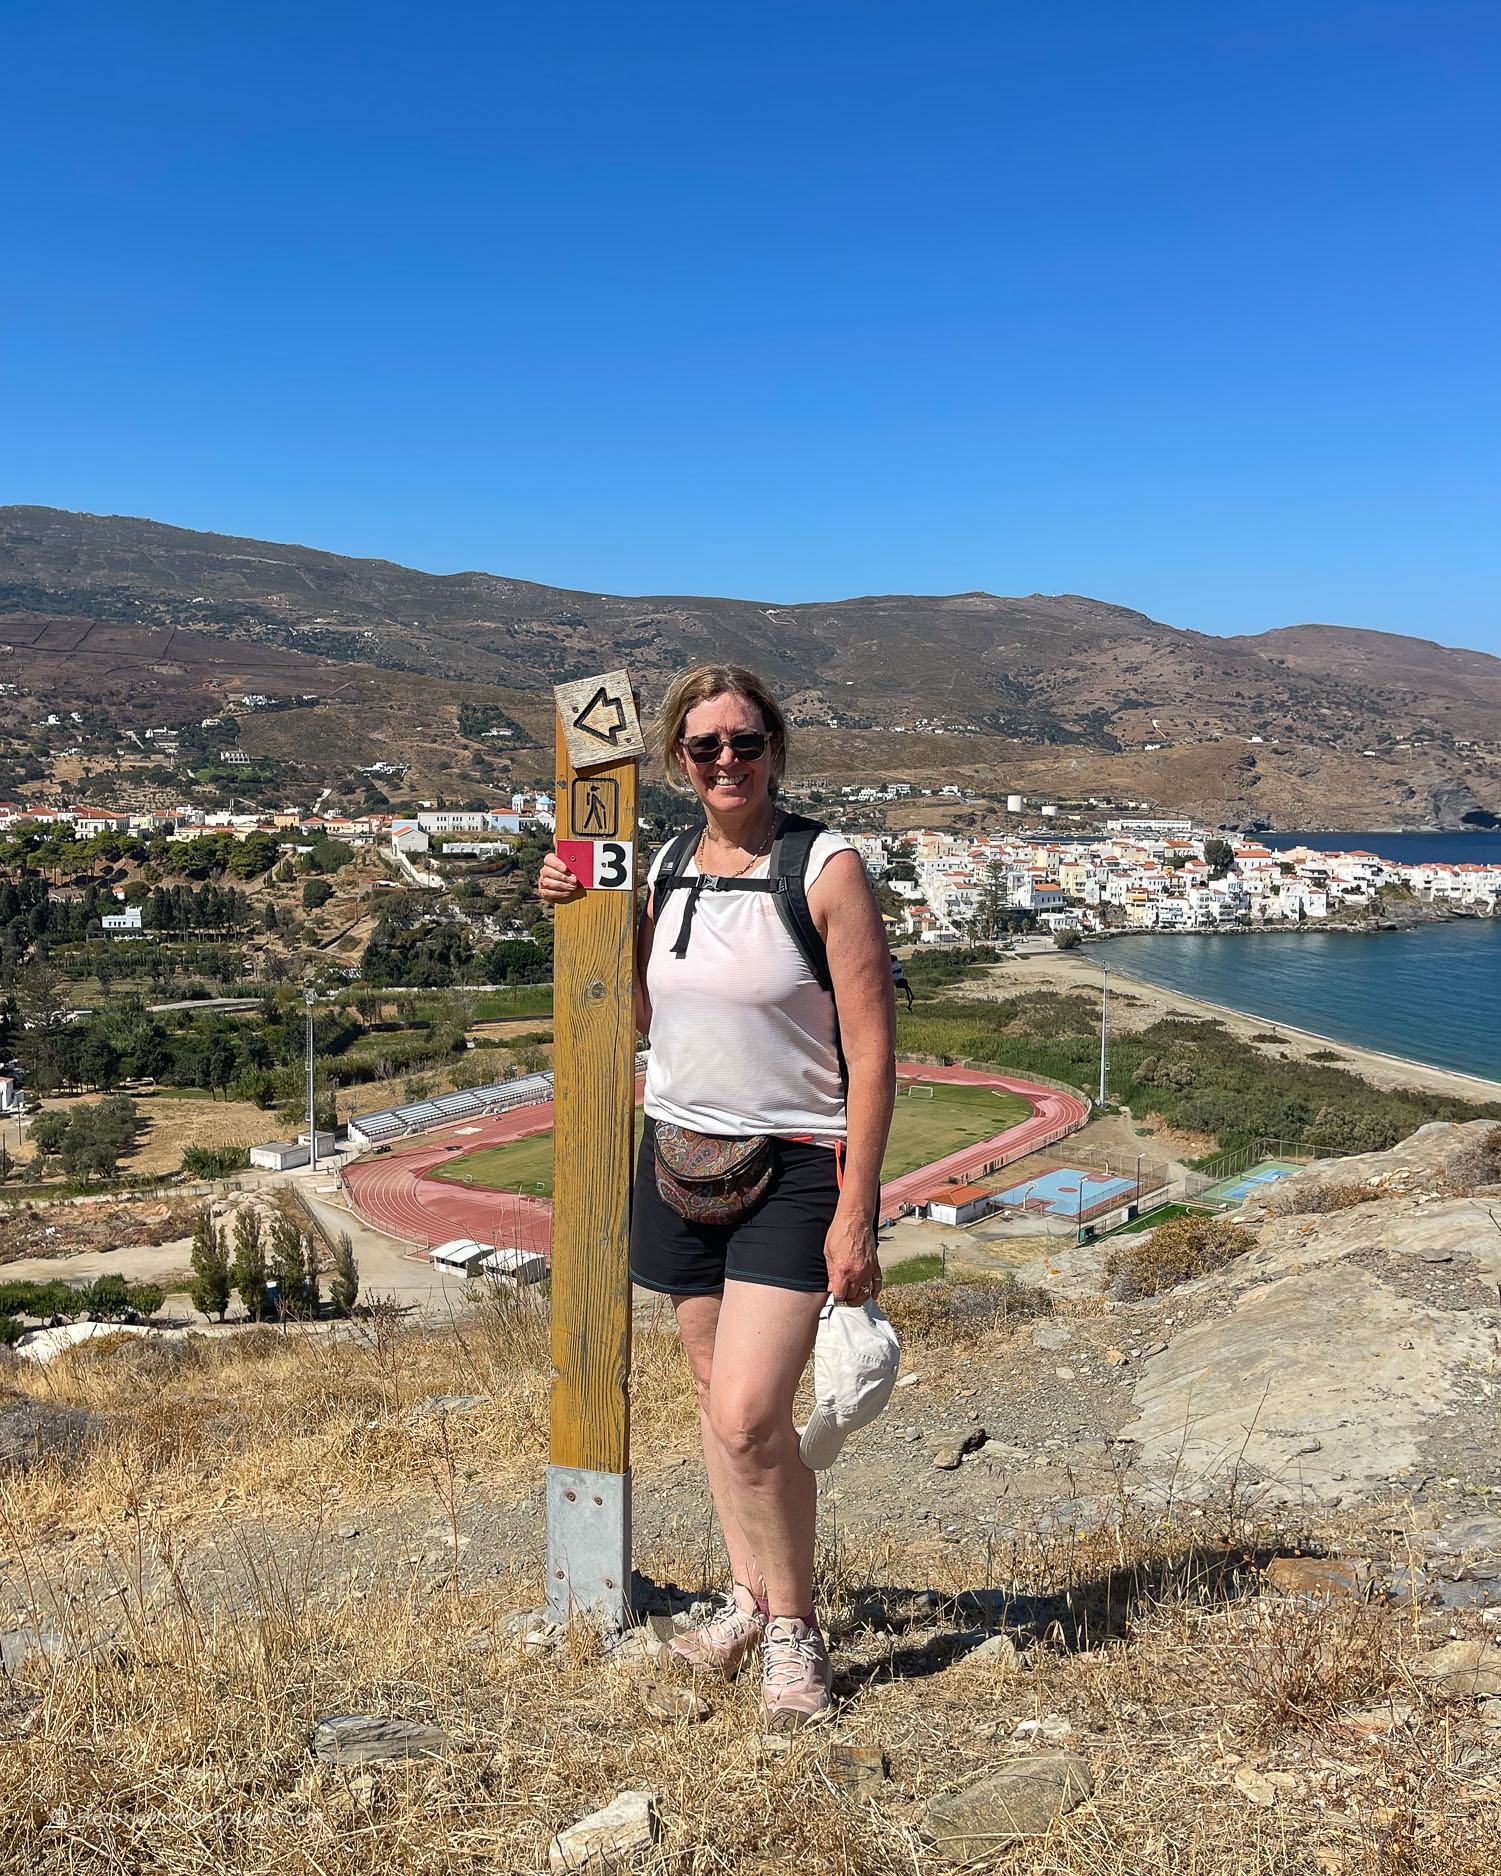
top-left (545, 1465), bottom-right (632, 1631)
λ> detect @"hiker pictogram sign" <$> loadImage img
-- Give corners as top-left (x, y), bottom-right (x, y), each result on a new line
top-left (554, 670), bottom-right (646, 771)
top-left (571, 776), bottom-right (619, 837)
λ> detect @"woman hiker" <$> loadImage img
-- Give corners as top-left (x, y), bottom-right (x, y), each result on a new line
top-left (539, 662), bottom-right (896, 1728)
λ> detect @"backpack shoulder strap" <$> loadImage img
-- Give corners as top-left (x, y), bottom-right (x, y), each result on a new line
top-left (767, 813), bottom-right (832, 992)
top-left (649, 824), bottom-right (704, 919)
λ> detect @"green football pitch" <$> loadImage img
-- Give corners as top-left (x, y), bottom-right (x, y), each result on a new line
top-left (881, 1081), bottom-right (1031, 1181)
top-left (426, 1081), bottom-right (1031, 1196)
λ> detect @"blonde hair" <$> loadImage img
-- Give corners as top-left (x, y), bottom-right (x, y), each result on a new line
top-left (655, 664), bottom-right (790, 798)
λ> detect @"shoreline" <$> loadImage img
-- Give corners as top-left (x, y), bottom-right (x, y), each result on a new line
top-left (997, 945), bottom-right (1501, 1106)
top-left (1086, 909), bottom-right (1492, 940)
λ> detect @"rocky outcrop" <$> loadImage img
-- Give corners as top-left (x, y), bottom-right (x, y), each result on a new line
top-left (1101, 1124), bottom-right (1501, 1506)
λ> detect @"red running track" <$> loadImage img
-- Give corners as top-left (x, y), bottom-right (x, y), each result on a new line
top-left (342, 1099), bottom-right (561, 1258)
top-left (878, 1066), bottom-right (1090, 1217)
top-left (342, 1066), bottom-right (1088, 1257)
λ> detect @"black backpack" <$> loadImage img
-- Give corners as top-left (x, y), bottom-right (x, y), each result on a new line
top-left (651, 811), bottom-right (834, 988)
top-left (650, 815), bottom-right (909, 1088)
top-left (650, 812), bottom-right (844, 1086)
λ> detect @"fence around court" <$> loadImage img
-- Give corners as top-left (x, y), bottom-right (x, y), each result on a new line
top-left (989, 1144), bottom-right (1171, 1226)
top-left (1183, 1137), bottom-right (1318, 1202)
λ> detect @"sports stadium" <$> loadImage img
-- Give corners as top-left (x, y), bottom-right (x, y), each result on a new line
top-left (339, 1061), bottom-right (1099, 1266)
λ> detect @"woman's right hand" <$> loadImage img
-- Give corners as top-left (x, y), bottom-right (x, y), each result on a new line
top-left (537, 851), bottom-right (586, 905)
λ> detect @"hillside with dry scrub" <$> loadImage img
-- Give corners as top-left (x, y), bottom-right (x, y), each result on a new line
top-left (4, 1119), bottom-right (1501, 1876)
top-left (5, 505), bottom-right (1501, 828)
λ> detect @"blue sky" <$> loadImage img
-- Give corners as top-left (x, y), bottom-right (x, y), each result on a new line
top-left (3, 2), bottom-right (1498, 650)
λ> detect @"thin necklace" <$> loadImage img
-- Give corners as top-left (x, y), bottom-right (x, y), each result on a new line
top-left (697, 809), bottom-right (780, 879)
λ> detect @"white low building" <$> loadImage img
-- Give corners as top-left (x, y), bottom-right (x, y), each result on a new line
top-left (431, 1237), bottom-right (495, 1275)
top-left (429, 1238), bottom-right (546, 1282)
top-left (248, 1130), bottom-right (337, 1172)
top-left (249, 1140), bottom-right (308, 1171)
top-left (390, 820), bottom-right (430, 854)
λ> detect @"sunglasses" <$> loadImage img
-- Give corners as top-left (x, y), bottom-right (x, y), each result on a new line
top-left (680, 731), bottom-right (770, 764)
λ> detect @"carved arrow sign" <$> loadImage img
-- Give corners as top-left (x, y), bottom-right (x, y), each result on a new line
top-left (573, 686), bottom-right (627, 745)
top-left (553, 669), bottom-right (647, 771)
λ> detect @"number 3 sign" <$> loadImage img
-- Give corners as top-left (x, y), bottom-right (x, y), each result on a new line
top-left (556, 839), bottom-right (634, 891)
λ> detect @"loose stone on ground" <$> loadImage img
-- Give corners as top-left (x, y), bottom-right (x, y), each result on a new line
top-left (924, 1753), bottom-right (1093, 1861)
top-left (549, 1789), bottom-right (658, 1872)
top-left (311, 1714), bottom-right (453, 1764)
top-left (1409, 1639), bottom-right (1501, 1699)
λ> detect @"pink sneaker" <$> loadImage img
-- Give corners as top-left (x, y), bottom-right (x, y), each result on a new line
top-left (759, 1617), bottom-right (833, 1730)
top-left (669, 1593), bottom-right (766, 1677)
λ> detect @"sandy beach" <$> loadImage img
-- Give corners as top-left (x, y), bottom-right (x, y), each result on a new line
top-left (986, 940), bottom-right (1501, 1106)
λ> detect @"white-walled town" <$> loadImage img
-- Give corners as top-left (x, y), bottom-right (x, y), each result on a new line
top-left (4, 787), bottom-right (1498, 943)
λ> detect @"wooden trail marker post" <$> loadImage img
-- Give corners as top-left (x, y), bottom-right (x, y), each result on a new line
top-left (546, 670), bottom-right (646, 1630)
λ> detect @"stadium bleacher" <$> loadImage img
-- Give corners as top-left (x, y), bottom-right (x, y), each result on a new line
top-left (346, 1054), bottom-right (647, 1149)
top-left (347, 1072), bottom-right (555, 1146)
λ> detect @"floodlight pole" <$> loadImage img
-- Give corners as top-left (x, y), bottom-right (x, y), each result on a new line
top-left (305, 986), bottom-right (318, 1177)
top-left (1097, 963), bottom-right (1110, 1107)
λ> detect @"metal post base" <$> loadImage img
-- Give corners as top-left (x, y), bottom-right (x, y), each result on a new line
top-left (545, 1465), bottom-right (632, 1631)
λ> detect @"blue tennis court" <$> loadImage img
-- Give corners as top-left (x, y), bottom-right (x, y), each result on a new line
top-left (994, 1167), bottom-right (1137, 1219)
top-left (1195, 1160), bottom-right (1302, 1206)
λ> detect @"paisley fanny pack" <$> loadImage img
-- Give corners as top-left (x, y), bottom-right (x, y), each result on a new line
top-left (653, 1124), bottom-right (774, 1225)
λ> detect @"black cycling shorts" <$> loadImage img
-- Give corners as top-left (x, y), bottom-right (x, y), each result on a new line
top-left (630, 1115), bottom-right (838, 1297)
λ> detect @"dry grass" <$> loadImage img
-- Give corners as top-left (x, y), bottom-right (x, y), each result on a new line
top-left (0, 1286), bottom-right (699, 1540)
top-left (2, 1302), bottom-right (1499, 1873)
top-left (1267, 1183), bottom-right (1380, 1217)
top-left (28, 1092), bottom-right (277, 1177)
top-left (1443, 1124), bottom-right (1501, 1196)
top-left (5, 1512), bottom-right (1498, 1873)
top-left (1106, 1214), bottom-right (1257, 1302)
top-left (882, 1273), bottom-right (1053, 1348)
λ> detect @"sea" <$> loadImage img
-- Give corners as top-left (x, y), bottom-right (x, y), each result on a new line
top-left (1101, 832), bottom-right (1501, 1087)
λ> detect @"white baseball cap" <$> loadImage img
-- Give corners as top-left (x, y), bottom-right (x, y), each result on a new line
top-left (798, 1298), bottom-right (902, 1470)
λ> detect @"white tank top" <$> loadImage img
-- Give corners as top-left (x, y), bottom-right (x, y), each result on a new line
top-left (643, 829), bottom-right (854, 1138)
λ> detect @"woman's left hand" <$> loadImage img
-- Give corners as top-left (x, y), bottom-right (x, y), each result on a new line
top-left (824, 1204), bottom-right (882, 1306)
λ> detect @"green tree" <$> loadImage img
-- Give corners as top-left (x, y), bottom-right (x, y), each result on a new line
top-left (329, 1231), bottom-right (360, 1316)
top-left (17, 959), bottom-right (64, 1032)
top-left (81, 1272), bottom-right (131, 1320)
top-left (967, 860), bottom-right (1012, 942)
top-left (269, 1213), bottom-right (308, 1315)
top-left (29, 1110), bottom-right (69, 1162)
top-left (1052, 928), bottom-right (1082, 950)
top-left (127, 1282), bottom-right (164, 1319)
top-left (226, 833), bottom-right (281, 880)
top-left (70, 1095), bottom-right (138, 1179)
top-left (309, 839), bottom-right (352, 874)
top-left (189, 1210), bottom-right (231, 1321)
top-left (1203, 837), bottom-right (1236, 879)
top-left (302, 877), bottom-right (333, 912)
top-left (230, 1209), bottom-right (269, 1318)
top-left (303, 1234), bottom-right (322, 1317)
top-left (58, 1106), bottom-right (106, 1181)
